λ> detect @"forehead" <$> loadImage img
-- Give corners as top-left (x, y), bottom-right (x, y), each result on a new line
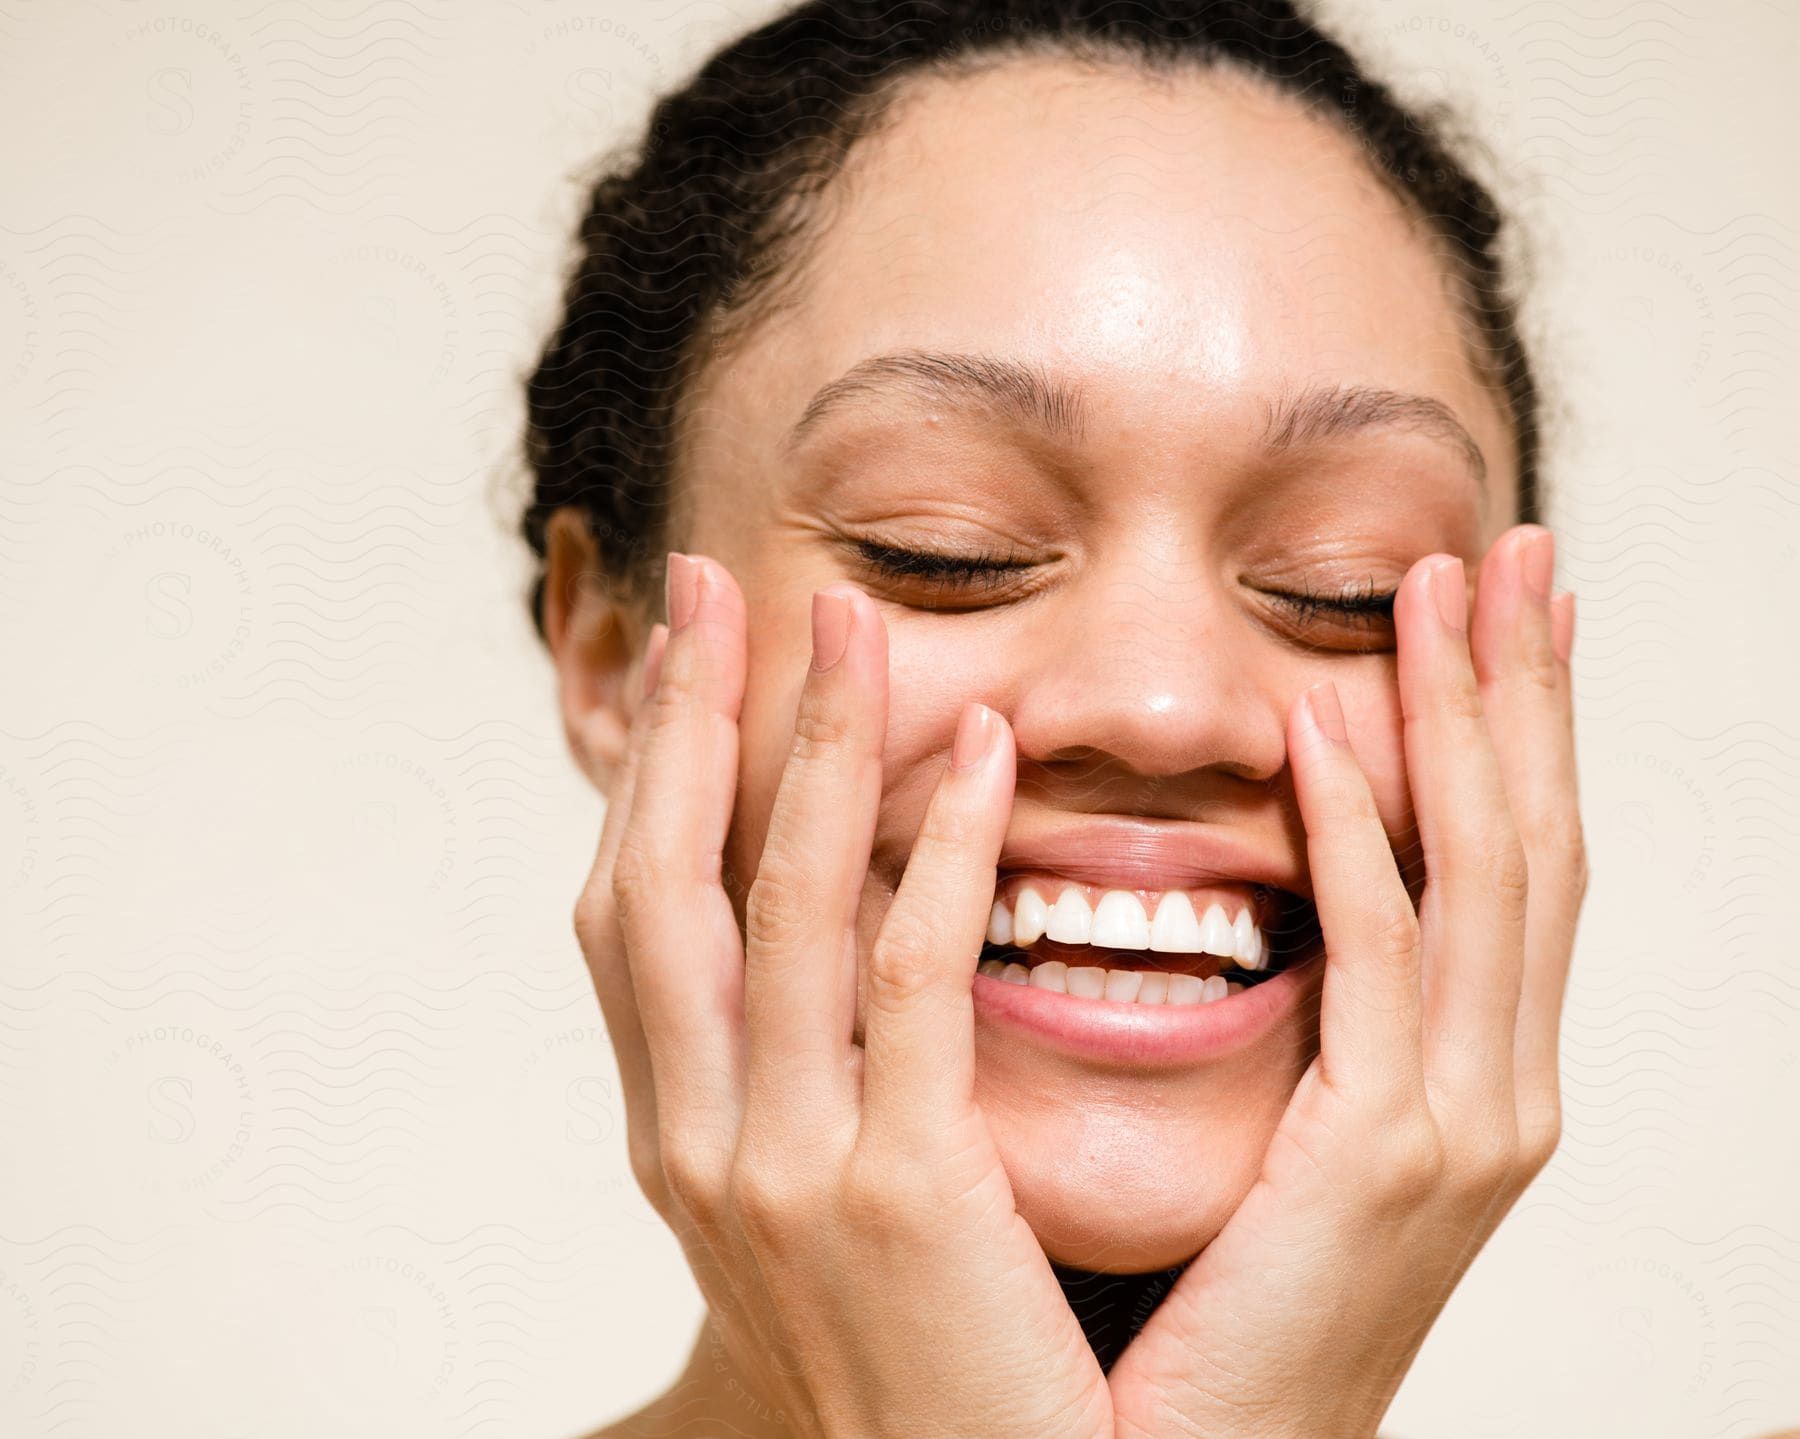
top-left (691, 55), bottom-right (1516, 522)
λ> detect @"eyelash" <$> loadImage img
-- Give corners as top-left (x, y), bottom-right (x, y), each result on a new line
top-left (849, 540), bottom-right (1035, 592)
top-left (851, 541), bottom-right (1397, 626)
top-left (1265, 576), bottom-right (1397, 627)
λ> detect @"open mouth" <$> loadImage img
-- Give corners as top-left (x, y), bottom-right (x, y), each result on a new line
top-left (976, 876), bottom-right (1321, 1006)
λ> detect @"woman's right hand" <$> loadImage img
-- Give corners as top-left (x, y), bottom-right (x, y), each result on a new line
top-left (574, 551), bottom-right (1114, 1439)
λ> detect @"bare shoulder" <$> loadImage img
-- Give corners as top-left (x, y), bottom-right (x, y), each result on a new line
top-left (576, 1377), bottom-right (722, 1439)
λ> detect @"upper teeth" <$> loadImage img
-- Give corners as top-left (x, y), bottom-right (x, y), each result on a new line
top-left (986, 884), bottom-right (1266, 970)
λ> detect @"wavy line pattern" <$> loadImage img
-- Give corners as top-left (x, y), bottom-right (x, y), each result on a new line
top-left (4, 1), bottom-right (1797, 1437)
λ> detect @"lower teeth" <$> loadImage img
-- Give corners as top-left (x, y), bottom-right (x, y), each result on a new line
top-left (976, 950), bottom-right (1257, 1004)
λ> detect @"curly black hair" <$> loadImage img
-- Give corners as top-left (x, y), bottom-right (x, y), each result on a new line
top-left (520, 0), bottom-right (1539, 640)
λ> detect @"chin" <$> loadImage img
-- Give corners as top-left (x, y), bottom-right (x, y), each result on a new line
top-left (973, 1038), bottom-right (1308, 1273)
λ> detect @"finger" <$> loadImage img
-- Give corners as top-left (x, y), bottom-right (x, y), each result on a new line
top-left (1470, 528), bottom-right (1586, 1147)
top-left (860, 702), bottom-right (1014, 1145)
top-left (1396, 550), bottom-right (1528, 1099)
top-left (578, 620), bottom-right (667, 1135)
top-left (610, 553), bottom-right (751, 1156)
top-left (742, 584), bottom-right (887, 1124)
top-left (1287, 679), bottom-right (1424, 1099)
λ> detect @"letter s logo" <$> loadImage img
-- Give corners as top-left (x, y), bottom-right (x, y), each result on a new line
top-left (564, 1075), bottom-right (613, 1145)
top-left (145, 572), bottom-right (193, 638)
top-left (147, 67), bottom-right (194, 136)
top-left (563, 68), bottom-right (613, 129)
top-left (148, 1075), bottom-right (196, 1143)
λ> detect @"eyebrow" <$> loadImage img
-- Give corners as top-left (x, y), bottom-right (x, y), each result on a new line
top-left (784, 347), bottom-right (1487, 491)
top-left (1262, 383), bottom-right (1488, 491)
top-left (783, 349), bottom-right (1087, 452)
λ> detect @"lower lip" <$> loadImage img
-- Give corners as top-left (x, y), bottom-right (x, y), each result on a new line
top-left (972, 949), bottom-right (1321, 1067)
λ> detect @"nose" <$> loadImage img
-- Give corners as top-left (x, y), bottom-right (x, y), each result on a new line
top-left (1005, 546), bottom-right (1289, 789)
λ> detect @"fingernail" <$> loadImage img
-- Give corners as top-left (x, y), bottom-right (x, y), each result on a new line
top-left (811, 588), bottom-right (853, 672)
top-left (1522, 528), bottom-right (1554, 601)
top-left (1303, 681), bottom-right (1346, 745)
top-left (666, 552), bottom-right (699, 632)
top-left (640, 623), bottom-right (668, 702)
top-left (951, 702), bottom-right (997, 770)
top-left (1550, 590), bottom-right (1575, 664)
top-left (1429, 556), bottom-right (1466, 633)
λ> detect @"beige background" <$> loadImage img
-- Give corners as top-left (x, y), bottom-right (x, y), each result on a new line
top-left (2, 1), bottom-right (1795, 1435)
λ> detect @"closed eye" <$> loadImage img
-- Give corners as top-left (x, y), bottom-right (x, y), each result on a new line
top-left (847, 539), bottom-right (1398, 640)
top-left (847, 540), bottom-right (1037, 596)
top-left (1259, 578), bottom-right (1396, 627)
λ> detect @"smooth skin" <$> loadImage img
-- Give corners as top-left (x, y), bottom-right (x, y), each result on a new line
top-left (571, 529), bottom-right (1580, 1439)
top-left (546, 56), bottom-right (1588, 1438)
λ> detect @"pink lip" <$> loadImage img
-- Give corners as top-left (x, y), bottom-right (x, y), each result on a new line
top-left (997, 816), bottom-right (1310, 900)
top-left (972, 949), bottom-right (1322, 1067)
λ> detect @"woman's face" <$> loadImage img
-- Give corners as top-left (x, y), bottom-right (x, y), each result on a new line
top-left (643, 58), bottom-right (1518, 1272)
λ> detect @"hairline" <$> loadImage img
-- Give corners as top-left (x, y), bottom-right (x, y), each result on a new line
top-left (663, 42), bottom-right (1525, 558)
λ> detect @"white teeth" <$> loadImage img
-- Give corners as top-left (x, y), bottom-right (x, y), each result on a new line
top-left (1232, 906), bottom-right (1264, 970)
top-left (1046, 889), bottom-right (1094, 944)
top-left (1198, 903), bottom-right (1235, 957)
top-left (978, 954), bottom-right (1249, 1006)
top-left (1166, 974), bottom-right (1204, 1005)
top-left (1065, 965), bottom-right (1106, 998)
top-left (994, 882), bottom-right (1268, 970)
top-left (1149, 891), bottom-right (1206, 953)
top-left (1091, 891), bottom-right (1151, 948)
top-left (1102, 968), bottom-right (1143, 1002)
top-left (1013, 887), bottom-right (1049, 945)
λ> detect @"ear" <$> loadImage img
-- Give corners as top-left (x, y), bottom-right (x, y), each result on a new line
top-left (542, 508), bottom-right (653, 798)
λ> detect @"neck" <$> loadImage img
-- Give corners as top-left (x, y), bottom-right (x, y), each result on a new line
top-left (1050, 1257), bottom-right (1192, 1373)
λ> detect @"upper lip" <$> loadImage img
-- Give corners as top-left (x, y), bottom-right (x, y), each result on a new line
top-left (996, 815), bottom-right (1310, 902)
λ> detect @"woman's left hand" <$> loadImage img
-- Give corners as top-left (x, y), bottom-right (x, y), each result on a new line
top-left (1107, 524), bottom-right (1587, 1439)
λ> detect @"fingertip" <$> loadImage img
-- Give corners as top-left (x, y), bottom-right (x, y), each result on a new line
top-left (665, 553), bottom-right (750, 713)
top-left (950, 701), bottom-right (999, 771)
top-left (1301, 680), bottom-right (1347, 747)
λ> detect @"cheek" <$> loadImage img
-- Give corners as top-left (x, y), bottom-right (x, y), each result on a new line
top-left (720, 610), bottom-right (964, 903)
top-left (1344, 671), bottom-right (1414, 837)
top-left (720, 612), bottom-right (986, 907)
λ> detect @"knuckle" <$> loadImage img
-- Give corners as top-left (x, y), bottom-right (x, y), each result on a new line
top-left (1516, 1094), bottom-right (1565, 1174)
top-left (1517, 1116), bottom-right (1562, 1176)
top-left (1518, 626), bottom-right (1563, 692)
top-left (1377, 1112), bottom-right (1447, 1207)
top-left (1443, 669), bottom-right (1488, 723)
top-left (1364, 890), bottom-right (1422, 960)
top-left (728, 1157), bottom-right (812, 1250)
top-left (1486, 832), bottom-right (1531, 914)
top-left (628, 1129), bottom-right (669, 1207)
top-left (1452, 1119), bottom-right (1523, 1195)
top-left (744, 862), bottom-right (816, 951)
top-left (572, 881), bottom-right (612, 955)
top-left (788, 702), bottom-right (854, 765)
top-left (840, 1144), bottom-right (909, 1231)
top-left (1546, 818), bottom-right (1590, 900)
top-left (659, 1138), bottom-right (726, 1224)
top-left (611, 836), bottom-right (668, 914)
top-left (865, 923), bottom-right (941, 1010)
